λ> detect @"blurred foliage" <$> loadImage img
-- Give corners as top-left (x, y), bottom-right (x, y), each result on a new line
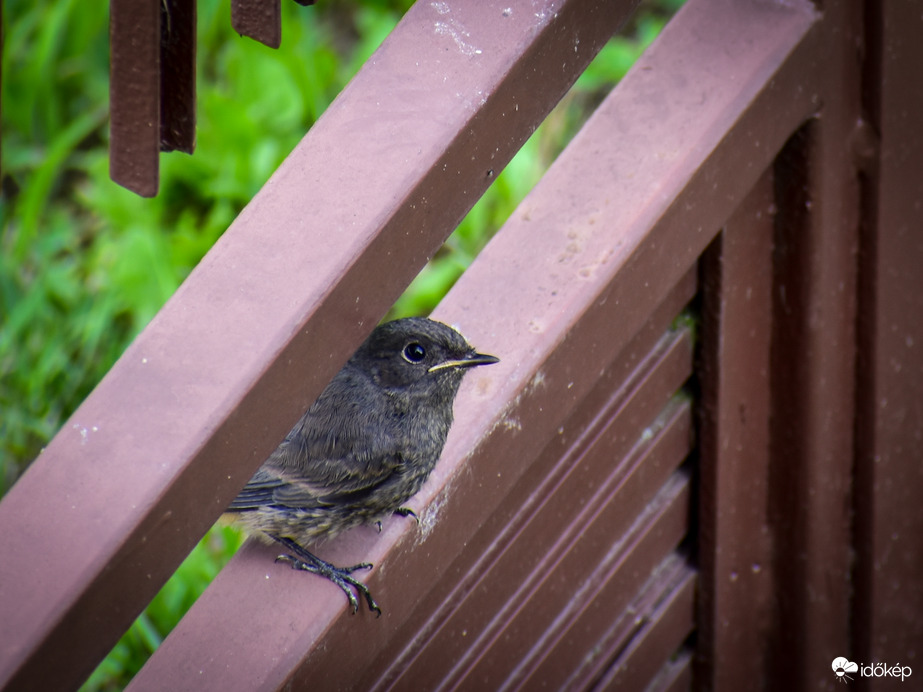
top-left (1, 0), bottom-right (682, 688)
top-left (80, 525), bottom-right (246, 692)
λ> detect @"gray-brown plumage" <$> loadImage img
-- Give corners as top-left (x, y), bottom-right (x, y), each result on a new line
top-left (225, 317), bottom-right (498, 614)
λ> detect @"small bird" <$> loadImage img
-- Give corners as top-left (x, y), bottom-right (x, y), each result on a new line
top-left (225, 317), bottom-right (498, 614)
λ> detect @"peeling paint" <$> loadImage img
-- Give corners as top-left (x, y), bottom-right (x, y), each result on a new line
top-left (71, 423), bottom-right (99, 445)
top-left (502, 417), bottom-right (523, 432)
top-left (432, 2), bottom-right (483, 57)
top-left (416, 489), bottom-right (448, 544)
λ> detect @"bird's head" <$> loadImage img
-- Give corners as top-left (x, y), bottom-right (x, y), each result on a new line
top-left (356, 317), bottom-right (498, 396)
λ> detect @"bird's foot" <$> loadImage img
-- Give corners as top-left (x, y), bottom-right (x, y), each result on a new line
top-left (269, 535), bottom-right (381, 616)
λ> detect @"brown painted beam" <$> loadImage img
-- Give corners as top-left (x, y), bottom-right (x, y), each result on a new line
top-left (594, 552), bottom-right (697, 691)
top-left (698, 170), bottom-right (775, 689)
top-left (109, 0), bottom-right (195, 195)
top-left (854, 0), bottom-right (923, 680)
top-left (109, 0), bottom-right (161, 196)
top-left (159, 0), bottom-right (196, 153)
top-left (231, 0), bottom-right (282, 49)
top-left (767, 4), bottom-right (864, 684)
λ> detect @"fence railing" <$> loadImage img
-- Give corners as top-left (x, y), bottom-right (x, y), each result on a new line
top-left (2, 0), bottom-right (921, 690)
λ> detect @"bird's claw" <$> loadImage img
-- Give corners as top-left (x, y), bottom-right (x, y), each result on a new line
top-left (376, 507), bottom-right (418, 533)
top-left (270, 535), bottom-right (381, 616)
top-left (394, 507), bottom-right (419, 522)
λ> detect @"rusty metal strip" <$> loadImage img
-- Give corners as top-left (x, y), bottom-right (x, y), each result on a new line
top-left (231, 0), bottom-right (282, 49)
top-left (131, 2), bottom-right (821, 689)
top-left (697, 169), bottom-right (775, 690)
top-left (0, 1), bottom-right (642, 689)
top-left (159, 0), bottom-right (196, 153)
top-left (109, 0), bottom-right (161, 196)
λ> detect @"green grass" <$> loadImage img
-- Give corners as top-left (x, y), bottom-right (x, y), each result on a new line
top-left (1, 0), bottom-right (681, 687)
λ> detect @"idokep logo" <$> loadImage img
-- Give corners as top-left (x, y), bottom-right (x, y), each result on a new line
top-left (832, 658), bottom-right (858, 683)
top-left (832, 657), bottom-right (912, 684)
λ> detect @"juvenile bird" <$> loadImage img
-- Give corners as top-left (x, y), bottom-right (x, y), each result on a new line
top-left (225, 317), bottom-right (498, 614)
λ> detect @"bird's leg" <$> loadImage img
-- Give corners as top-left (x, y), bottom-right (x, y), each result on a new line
top-left (268, 534), bottom-right (381, 616)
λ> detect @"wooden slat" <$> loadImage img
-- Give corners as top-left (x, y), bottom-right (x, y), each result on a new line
top-left (231, 0), bottom-right (282, 49)
top-left (767, 1), bottom-right (864, 680)
top-left (550, 522), bottom-right (694, 690)
top-left (594, 553), bottom-right (696, 691)
top-left (109, 0), bottom-right (161, 196)
top-left (159, 0), bottom-right (196, 153)
top-left (645, 648), bottom-right (694, 692)
top-left (854, 0), bottom-right (923, 675)
top-left (450, 397), bottom-right (693, 690)
top-left (506, 421), bottom-right (693, 691)
top-left (109, 0), bottom-right (195, 193)
top-left (697, 168), bottom-right (775, 689)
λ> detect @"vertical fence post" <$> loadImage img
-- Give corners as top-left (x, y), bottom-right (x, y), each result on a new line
top-left (698, 169), bottom-right (775, 690)
top-left (767, 3), bottom-right (864, 685)
top-left (854, 0), bottom-right (923, 676)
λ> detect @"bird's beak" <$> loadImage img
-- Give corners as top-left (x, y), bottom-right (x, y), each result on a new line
top-left (428, 352), bottom-right (500, 373)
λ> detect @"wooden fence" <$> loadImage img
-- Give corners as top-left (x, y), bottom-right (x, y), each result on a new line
top-left (1, 0), bottom-right (921, 690)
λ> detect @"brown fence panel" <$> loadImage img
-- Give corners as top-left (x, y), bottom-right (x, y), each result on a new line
top-left (5, 0), bottom-right (920, 689)
top-left (128, 0), bottom-right (820, 689)
top-left (760, 6), bottom-right (864, 686)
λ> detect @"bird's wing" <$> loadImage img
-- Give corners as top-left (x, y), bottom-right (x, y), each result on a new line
top-left (228, 368), bottom-right (408, 512)
top-left (226, 467), bottom-right (287, 510)
top-left (271, 459), bottom-right (402, 508)
top-left (228, 440), bottom-right (406, 512)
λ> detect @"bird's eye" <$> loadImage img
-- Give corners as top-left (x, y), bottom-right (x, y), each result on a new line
top-left (402, 342), bottom-right (427, 363)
